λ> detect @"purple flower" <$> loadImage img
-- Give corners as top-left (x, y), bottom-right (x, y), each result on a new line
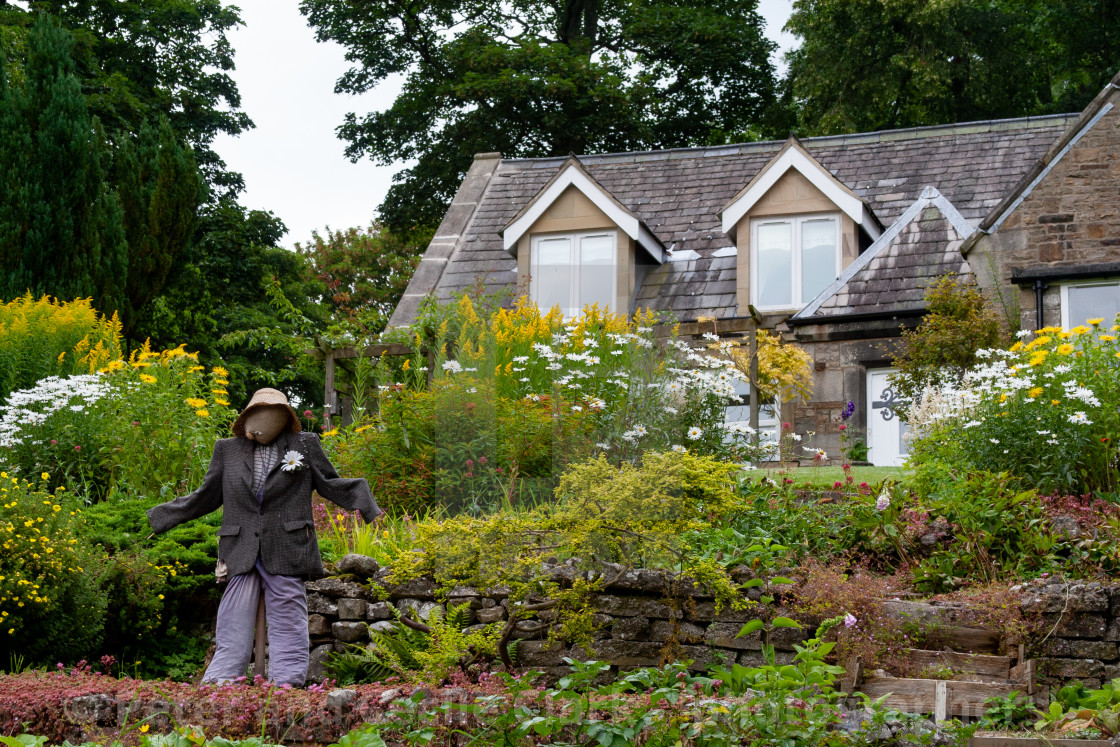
top-left (844, 614), bottom-right (857, 628)
top-left (841, 401), bottom-right (855, 421)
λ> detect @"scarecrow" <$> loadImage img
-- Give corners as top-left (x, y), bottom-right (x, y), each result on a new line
top-left (146, 388), bottom-right (383, 686)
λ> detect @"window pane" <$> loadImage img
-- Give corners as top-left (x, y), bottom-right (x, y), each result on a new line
top-left (756, 222), bottom-right (792, 307)
top-left (1068, 284), bottom-right (1120, 328)
top-left (801, 218), bottom-right (837, 302)
top-left (534, 238), bottom-right (572, 315)
top-left (579, 234), bottom-right (614, 311)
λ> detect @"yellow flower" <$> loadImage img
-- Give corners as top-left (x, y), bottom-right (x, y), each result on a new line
top-left (212, 366), bottom-right (229, 377)
top-left (139, 374), bottom-right (157, 384)
top-left (1052, 399), bottom-right (1061, 406)
top-left (355, 425), bottom-right (372, 433)
top-left (1057, 343), bottom-right (1074, 355)
top-left (1029, 350), bottom-right (1048, 366)
top-left (1009, 341), bottom-right (1023, 352)
top-left (214, 398), bottom-right (230, 406)
top-left (139, 725), bottom-right (150, 734)
top-left (131, 361), bottom-right (151, 368)
top-left (1028, 387), bottom-right (1044, 398)
top-left (1071, 325), bottom-right (1092, 336)
top-left (211, 389), bottom-right (228, 395)
top-left (40, 472), bottom-right (48, 481)
top-left (383, 530), bottom-right (390, 538)
top-left (195, 409), bottom-right (210, 418)
top-left (1102, 335), bottom-right (1116, 342)
top-left (1089, 318), bottom-right (1104, 326)
top-left (185, 397), bottom-right (207, 408)
top-left (402, 359), bottom-right (411, 371)
top-left (323, 428), bottom-right (339, 437)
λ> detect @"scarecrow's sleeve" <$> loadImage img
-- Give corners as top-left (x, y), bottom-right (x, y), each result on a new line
top-left (146, 439), bottom-right (226, 533)
top-left (303, 432), bottom-right (383, 523)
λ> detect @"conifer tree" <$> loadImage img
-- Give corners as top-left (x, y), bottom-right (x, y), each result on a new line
top-left (0, 15), bottom-right (126, 311)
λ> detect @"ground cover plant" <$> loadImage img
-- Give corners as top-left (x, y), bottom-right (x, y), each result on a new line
top-left (0, 645), bottom-right (976, 746)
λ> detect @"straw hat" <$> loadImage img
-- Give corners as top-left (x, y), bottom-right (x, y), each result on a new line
top-left (231, 388), bottom-right (302, 438)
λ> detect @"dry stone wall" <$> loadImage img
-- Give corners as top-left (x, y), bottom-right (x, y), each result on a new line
top-left (309, 556), bottom-right (1120, 692)
top-left (305, 555), bottom-right (807, 683)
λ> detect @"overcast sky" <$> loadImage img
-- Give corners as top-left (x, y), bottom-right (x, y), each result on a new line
top-left (212, 1), bottom-right (798, 248)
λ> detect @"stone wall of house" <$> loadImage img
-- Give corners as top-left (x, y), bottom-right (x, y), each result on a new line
top-left (972, 86), bottom-right (1120, 330)
top-left (783, 332), bottom-right (906, 463)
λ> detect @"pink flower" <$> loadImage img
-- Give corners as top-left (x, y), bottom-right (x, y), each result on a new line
top-left (465, 459), bottom-right (474, 468)
top-left (782, 422), bottom-right (791, 430)
top-left (833, 481), bottom-right (842, 489)
top-left (838, 424), bottom-right (847, 431)
top-left (50, 439), bottom-right (57, 445)
top-left (304, 409), bottom-right (314, 417)
top-left (496, 466), bottom-right (504, 474)
top-left (479, 456), bottom-right (488, 464)
top-left (74, 445), bottom-right (81, 452)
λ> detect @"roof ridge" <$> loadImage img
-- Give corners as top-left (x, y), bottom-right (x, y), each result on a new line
top-left (498, 113), bottom-right (1079, 169)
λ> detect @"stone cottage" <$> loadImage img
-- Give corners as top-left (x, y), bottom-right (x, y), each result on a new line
top-left (387, 71), bottom-right (1120, 465)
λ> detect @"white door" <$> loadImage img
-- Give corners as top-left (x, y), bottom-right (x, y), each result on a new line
top-left (867, 368), bottom-right (909, 467)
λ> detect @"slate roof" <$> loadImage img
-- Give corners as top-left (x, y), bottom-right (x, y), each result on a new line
top-left (791, 187), bottom-right (975, 322)
top-left (391, 114), bottom-right (1078, 326)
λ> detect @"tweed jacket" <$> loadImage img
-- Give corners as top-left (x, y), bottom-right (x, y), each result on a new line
top-left (146, 431), bottom-right (382, 578)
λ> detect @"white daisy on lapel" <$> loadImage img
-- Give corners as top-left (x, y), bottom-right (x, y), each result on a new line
top-left (280, 450), bottom-right (306, 472)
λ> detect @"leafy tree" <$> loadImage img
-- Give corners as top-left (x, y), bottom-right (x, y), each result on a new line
top-left (784, 0), bottom-right (1120, 136)
top-left (295, 222), bottom-right (424, 334)
top-left (141, 201), bottom-right (330, 408)
top-left (1, 0), bottom-right (251, 194)
top-left (300, 0), bottom-right (779, 234)
top-left (890, 275), bottom-right (1009, 415)
top-left (0, 15), bottom-right (127, 310)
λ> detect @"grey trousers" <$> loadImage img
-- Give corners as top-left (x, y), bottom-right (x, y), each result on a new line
top-left (202, 560), bottom-right (309, 686)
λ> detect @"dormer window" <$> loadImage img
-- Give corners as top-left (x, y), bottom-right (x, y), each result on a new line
top-left (751, 214), bottom-right (841, 310)
top-left (531, 230), bottom-right (616, 316)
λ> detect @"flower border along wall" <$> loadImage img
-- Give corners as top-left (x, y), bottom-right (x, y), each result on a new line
top-left (904, 318), bottom-right (1120, 494)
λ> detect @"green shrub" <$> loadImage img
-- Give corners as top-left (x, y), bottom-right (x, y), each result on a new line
top-left (77, 494), bottom-right (223, 679)
top-left (0, 472), bottom-right (107, 663)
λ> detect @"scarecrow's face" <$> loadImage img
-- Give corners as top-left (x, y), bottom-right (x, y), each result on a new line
top-left (244, 405), bottom-right (290, 445)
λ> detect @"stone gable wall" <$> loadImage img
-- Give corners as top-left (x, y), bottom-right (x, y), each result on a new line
top-left (974, 89), bottom-right (1120, 330)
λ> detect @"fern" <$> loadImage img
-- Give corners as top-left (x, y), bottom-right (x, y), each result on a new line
top-left (323, 618), bottom-right (428, 685)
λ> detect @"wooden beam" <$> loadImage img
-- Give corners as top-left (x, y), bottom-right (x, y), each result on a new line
top-left (907, 649), bottom-right (1012, 679)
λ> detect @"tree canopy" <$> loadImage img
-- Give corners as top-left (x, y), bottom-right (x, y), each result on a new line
top-left (784, 0), bottom-right (1120, 135)
top-left (300, 0), bottom-right (779, 234)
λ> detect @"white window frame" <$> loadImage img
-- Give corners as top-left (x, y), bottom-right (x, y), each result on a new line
top-left (530, 230), bottom-right (617, 317)
top-left (1059, 279), bottom-right (1120, 330)
top-left (750, 213), bottom-right (842, 312)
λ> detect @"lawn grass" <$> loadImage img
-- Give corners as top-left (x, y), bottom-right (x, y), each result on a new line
top-left (754, 464), bottom-right (910, 489)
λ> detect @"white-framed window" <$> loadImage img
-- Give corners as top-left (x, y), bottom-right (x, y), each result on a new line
top-left (1060, 280), bottom-right (1120, 330)
top-left (750, 214), bottom-right (841, 311)
top-left (530, 230), bottom-right (616, 317)
top-left (725, 378), bottom-right (780, 457)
